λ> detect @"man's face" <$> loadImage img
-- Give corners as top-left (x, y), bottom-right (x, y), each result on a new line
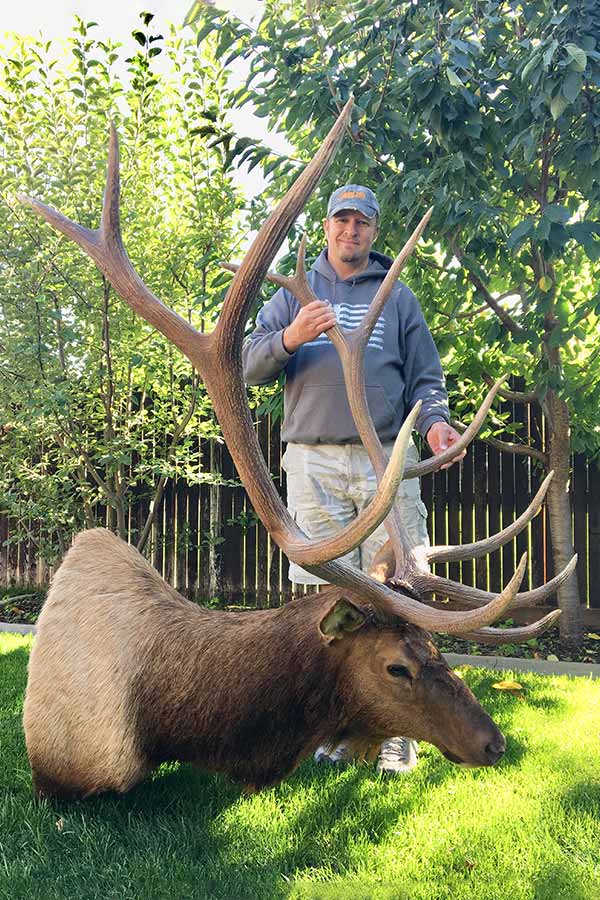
top-left (323, 209), bottom-right (379, 273)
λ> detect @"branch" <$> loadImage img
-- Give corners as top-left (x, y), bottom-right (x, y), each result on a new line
top-left (482, 372), bottom-right (538, 404)
top-left (466, 270), bottom-right (523, 335)
top-left (437, 304), bottom-right (488, 322)
top-left (370, 30), bottom-right (400, 118)
top-left (450, 236), bottom-right (523, 336)
top-left (573, 345), bottom-right (600, 394)
top-left (451, 419), bottom-right (547, 464)
top-left (53, 427), bottom-right (119, 505)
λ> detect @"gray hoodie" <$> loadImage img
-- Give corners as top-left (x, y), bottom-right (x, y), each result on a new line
top-left (242, 249), bottom-right (449, 444)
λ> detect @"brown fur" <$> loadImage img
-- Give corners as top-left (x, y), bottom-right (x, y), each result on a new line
top-left (24, 529), bottom-right (505, 800)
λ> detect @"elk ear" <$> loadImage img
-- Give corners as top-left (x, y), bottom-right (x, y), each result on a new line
top-left (319, 597), bottom-right (367, 642)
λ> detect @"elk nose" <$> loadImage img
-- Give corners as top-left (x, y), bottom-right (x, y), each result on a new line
top-left (484, 737), bottom-right (506, 765)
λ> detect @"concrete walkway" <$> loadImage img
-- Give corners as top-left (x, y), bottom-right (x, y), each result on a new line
top-left (0, 622), bottom-right (36, 635)
top-left (444, 652), bottom-right (600, 680)
top-left (1, 620), bottom-right (599, 679)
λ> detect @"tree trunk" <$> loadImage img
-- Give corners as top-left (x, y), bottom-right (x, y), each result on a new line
top-left (544, 389), bottom-right (583, 649)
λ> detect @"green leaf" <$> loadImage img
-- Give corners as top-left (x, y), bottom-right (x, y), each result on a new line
top-left (543, 204), bottom-right (570, 224)
top-left (547, 223), bottom-right (569, 251)
top-left (132, 30), bottom-right (147, 47)
top-left (521, 53), bottom-right (540, 83)
top-left (543, 39), bottom-right (558, 68)
top-left (583, 241), bottom-right (600, 262)
top-left (536, 217), bottom-right (551, 241)
top-left (194, 20), bottom-right (218, 45)
top-left (385, 110), bottom-right (405, 131)
top-left (538, 275), bottom-right (553, 292)
top-left (507, 218), bottom-right (534, 252)
top-left (564, 43), bottom-right (587, 72)
top-left (183, 1), bottom-right (204, 27)
top-left (446, 69), bottom-right (465, 88)
top-left (563, 71), bottom-right (583, 103)
top-left (550, 94), bottom-right (569, 120)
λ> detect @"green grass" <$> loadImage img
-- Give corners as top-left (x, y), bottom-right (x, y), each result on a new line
top-left (1, 633), bottom-right (599, 900)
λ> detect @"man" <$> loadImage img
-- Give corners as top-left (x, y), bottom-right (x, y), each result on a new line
top-left (242, 185), bottom-right (464, 774)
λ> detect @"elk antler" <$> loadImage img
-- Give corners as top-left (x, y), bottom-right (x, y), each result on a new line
top-left (223, 167), bottom-right (574, 640)
top-left (225, 212), bottom-right (576, 643)
top-left (18, 104), bottom-right (574, 637)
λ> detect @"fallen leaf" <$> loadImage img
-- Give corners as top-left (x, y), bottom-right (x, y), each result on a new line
top-left (465, 858), bottom-right (476, 870)
top-left (492, 680), bottom-right (524, 691)
top-left (546, 654), bottom-right (559, 661)
top-left (586, 633), bottom-right (600, 641)
top-left (56, 818), bottom-right (64, 832)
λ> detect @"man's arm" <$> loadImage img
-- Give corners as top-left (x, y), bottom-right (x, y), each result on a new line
top-left (242, 288), bottom-right (295, 386)
top-left (243, 291), bottom-right (336, 385)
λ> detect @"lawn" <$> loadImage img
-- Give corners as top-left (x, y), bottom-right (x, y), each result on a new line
top-left (1, 633), bottom-right (599, 900)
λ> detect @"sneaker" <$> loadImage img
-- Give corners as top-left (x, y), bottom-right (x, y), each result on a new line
top-left (314, 743), bottom-right (350, 765)
top-left (376, 736), bottom-right (418, 774)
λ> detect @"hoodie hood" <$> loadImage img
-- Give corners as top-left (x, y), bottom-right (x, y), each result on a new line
top-left (312, 249), bottom-right (393, 285)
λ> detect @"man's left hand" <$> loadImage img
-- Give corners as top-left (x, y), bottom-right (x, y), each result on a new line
top-left (426, 422), bottom-right (467, 470)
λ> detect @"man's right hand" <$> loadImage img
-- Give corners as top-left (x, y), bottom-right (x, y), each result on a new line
top-left (282, 300), bottom-right (337, 353)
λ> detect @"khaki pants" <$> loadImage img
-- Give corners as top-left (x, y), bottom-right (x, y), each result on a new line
top-left (282, 440), bottom-right (429, 585)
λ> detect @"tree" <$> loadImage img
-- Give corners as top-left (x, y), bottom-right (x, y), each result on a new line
top-left (0, 14), bottom-right (242, 560)
top-left (188, 0), bottom-right (600, 647)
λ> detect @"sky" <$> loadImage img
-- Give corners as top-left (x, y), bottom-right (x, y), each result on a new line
top-left (2, 1), bottom-right (291, 200)
top-left (2, 0), bottom-right (260, 48)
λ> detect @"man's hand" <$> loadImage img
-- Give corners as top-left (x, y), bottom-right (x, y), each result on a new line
top-left (282, 300), bottom-right (337, 353)
top-left (426, 422), bottom-right (466, 470)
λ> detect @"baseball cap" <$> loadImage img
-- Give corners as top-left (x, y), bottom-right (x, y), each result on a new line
top-left (327, 184), bottom-right (380, 220)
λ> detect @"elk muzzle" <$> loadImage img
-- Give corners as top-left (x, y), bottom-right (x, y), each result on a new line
top-left (418, 664), bottom-right (506, 767)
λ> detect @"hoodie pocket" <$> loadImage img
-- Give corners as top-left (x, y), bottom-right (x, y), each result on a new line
top-left (284, 383), bottom-right (397, 442)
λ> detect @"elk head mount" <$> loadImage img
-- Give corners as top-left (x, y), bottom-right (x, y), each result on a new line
top-left (19, 100), bottom-right (576, 798)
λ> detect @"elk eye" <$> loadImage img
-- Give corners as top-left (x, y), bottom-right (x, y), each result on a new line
top-left (387, 665), bottom-right (411, 679)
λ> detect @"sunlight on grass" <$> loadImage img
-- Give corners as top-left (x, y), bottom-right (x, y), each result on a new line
top-left (1, 634), bottom-right (599, 900)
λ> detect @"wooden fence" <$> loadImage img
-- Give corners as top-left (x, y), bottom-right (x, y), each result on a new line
top-left (1, 412), bottom-right (599, 610)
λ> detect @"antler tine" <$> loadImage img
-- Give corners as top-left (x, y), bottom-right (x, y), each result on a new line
top-left (18, 126), bottom-right (204, 365)
top-left (427, 471), bottom-right (555, 563)
top-left (222, 233), bottom-right (351, 355)
top-left (283, 401), bottom-right (421, 565)
top-left (223, 234), bottom-right (314, 302)
top-left (403, 376), bottom-right (509, 478)
top-left (101, 122), bottom-right (122, 241)
top-left (458, 609), bottom-right (561, 645)
top-left (357, 207), bottom-right (434, 347)
top-left (323, 550), bottom-right (529, 634)
top-left (421, 553), bottom-right (578, 609)
top-left (214, 99), bottom-right (354, 351)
